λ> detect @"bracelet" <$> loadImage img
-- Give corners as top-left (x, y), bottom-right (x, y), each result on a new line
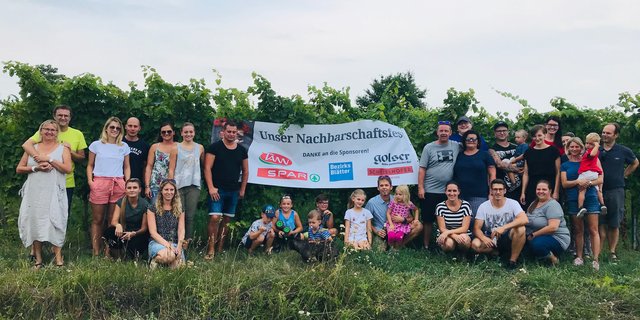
top-left (48, 158), bottom-right (53, 164)
top-left (31, 166), bottom-right (37, 172)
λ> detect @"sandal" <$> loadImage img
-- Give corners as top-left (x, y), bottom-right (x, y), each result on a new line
top-left (610, 252), bottom-right (618, 261)
top-left (204, 253), bottom-right (214, 261)
top-left (33, 262), bottom-right (44, 270)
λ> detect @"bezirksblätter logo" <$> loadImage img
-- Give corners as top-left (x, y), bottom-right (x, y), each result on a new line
top-left (259, 152), bottom-right (292, 166)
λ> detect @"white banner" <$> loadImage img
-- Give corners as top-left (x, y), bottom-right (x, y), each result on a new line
top-left (247, 120), bottom-right (419, 188)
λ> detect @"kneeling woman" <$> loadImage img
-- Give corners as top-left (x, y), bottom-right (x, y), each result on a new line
top-left (525, 180), bottom-right (570, 265)
top-left (103, 178), bottom-right (149, 259)
top-left (435, 181), bottom-right (473, 252)
top-left (147, 179), bottom-right (185, 268)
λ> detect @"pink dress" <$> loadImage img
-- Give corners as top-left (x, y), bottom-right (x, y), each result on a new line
top-left (384, 200), bottom-right (416, 236)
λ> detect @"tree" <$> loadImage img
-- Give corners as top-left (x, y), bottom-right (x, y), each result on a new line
top-left (356, 72), bottom-right (427, 110)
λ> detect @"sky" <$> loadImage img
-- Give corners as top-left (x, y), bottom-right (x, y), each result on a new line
top-left (1, 0), bottom-right (639, 118)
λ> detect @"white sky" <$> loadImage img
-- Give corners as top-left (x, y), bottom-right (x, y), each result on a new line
top-left (1, 0), bottom-right (639, 118)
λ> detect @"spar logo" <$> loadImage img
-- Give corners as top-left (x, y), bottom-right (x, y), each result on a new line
top-left (259, 152), bottom-right (292, 166)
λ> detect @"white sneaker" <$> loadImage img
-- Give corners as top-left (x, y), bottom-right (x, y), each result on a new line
top-left (576, 208), bottom-right (587, 218)
top-left (573, 257), bottom-right (584, 266)
top-left (600, 206), bottom-right (608, 216)
top-left (592, 260), bottom-right (600, 271)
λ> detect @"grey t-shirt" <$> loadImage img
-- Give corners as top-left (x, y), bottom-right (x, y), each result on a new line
top-left (525, 200), bottom-right (570, 250)
top-left (419, 140), bottom-right (460, 193)
top-left (475, 198), bottom-right (524, 235)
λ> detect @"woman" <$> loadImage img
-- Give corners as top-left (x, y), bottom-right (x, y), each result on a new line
top-left (520, 125), bottom-right (560, 209)
top-left (525, 180), bottom-right (571, 265)
top-left (16, 120), bottom-right (72, 268)
top-left (147, 179), bottom-right (185, 269)
top-left (453, 130), bottom-right (496, 215)
top-left (87, 117), bottom-right (131, 256)
top-left (530, 116), bottom-right (564, 156)
top-left (145, 122), bottom-right (177, 199)
top-left (103, 178), bottom-right (150, 259)
top-left (175, 122), bottom-right (204, 247)
top-left (435, 181), bottom-right (472, 252)
top-left (561, 137), bottom-right (602, 270)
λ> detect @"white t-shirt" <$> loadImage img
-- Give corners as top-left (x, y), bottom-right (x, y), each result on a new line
top-left (475, 198), bottom-right (524, 235)
top-left (89, 141), bottom-right (131, 177)
top-left (344, 208), bottom-right (373, 242)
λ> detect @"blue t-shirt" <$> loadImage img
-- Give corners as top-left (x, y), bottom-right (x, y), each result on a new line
top-left (453, 151), bottom-right (495, 198)
top-left (561, 160), bottom-right (597, 202)
top-left (515, 143), bottom-right (529, 157)
top-left (364, 194), bottom-right (394, 230)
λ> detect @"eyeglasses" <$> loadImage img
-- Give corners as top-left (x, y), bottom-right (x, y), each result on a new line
top-left (465, 138), bottom-right (478, 142)
top-left (161, 130), bottom-right (173, 135)
top-left (546, 124), bottom-right (559, 128)
top-left (438, 121), bottom-right (451, 125)
top-left (495, 129), bottom-right (508, 133)
top-left (42, 128), bottom-right (58, 132)
top-left (108, 125), bottom-right (121, 131)
top-left (317, 201), bottom-right (329, 205)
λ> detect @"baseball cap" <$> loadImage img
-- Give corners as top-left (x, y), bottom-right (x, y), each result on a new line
top-left (262, 204), bottom-right (276, 218)
top-left (493, 121), bottom-right (509, 131)
top-left (456, 116), bottom-right (471, 125)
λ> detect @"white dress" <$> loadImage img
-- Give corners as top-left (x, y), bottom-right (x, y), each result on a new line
top-left (18, 144), bottom-right (68, 247)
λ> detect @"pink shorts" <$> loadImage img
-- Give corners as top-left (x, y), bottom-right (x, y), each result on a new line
top-left (89, 176), bottom-right (125, 205)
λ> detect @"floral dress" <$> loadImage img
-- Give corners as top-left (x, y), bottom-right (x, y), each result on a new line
top-left (149, 149), bottom-right (170, 194)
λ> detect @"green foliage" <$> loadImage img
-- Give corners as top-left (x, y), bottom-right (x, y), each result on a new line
top-left (356, 71), bottom-right (427, 110)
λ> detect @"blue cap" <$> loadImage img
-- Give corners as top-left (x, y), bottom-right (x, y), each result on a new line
top-left (262, 204), bottom-right (276, 218)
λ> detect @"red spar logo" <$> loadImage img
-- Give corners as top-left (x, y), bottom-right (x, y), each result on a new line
top-left (259, 152), bottom-right (292, 166)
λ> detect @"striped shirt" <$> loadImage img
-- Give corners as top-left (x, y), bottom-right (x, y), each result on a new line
top-left (435, 200), bottom-right (472, 235)
top-left (308, 227), bottom-right (332, 241)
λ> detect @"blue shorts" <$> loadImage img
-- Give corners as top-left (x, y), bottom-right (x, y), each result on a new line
top-left (208, 188), bottom-right (239, 217)
top-left (148, 240), bottom-right (186, 261)
top-left (567, 197), bottom-right (600, 215)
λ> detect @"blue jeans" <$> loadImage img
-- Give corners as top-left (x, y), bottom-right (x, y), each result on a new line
top-left (208, 188), bottom-right (239, 217)
top-left (527, 235), bottom-right (564, 259)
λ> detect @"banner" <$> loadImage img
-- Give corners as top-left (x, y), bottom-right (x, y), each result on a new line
top-left (247, 120), bottom-right (419, 188)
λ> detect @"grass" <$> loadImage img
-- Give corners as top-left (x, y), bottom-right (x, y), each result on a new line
top-left (0, 228), bottom-right (639, 319)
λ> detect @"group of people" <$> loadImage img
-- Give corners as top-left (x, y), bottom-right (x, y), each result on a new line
top-left (15, 105), bottom-right (638, 271)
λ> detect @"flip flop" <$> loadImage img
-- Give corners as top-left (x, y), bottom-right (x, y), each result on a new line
top-left (204, 253), bottom-right (214, 261)
top-left (33, 262), bottom-right (44, 270)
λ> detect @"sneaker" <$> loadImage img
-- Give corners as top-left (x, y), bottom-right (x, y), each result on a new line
top-left (576, 208), bottom-right (587, 218)
top-left (505, 260), bottom-right (518, 270)
top-left (610, 252), bottom-right (619, 262)
top-left (573, 257), bottom-right (584, 266)
top-left (149, 258), bottom-right (158, 270)
top-left (600, 205), bottom-right (608, 216)
top-left (592, 260), bottom-right (600, 271)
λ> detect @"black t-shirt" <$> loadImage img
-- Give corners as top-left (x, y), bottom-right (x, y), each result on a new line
top-left (123, 137), bottom-right (150, 181)
top-left (599, 144), bottom-right (637, 190)
top-left (206, 140), bottom-right (248, 191)
top-left (491, 142), bottom-right (521, 192)
top-left (523, 146), bottom-right (560, 183)
top-left (116, 197), bottom-right (149, 231)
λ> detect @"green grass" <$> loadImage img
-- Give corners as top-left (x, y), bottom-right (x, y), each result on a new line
top-left (0, 228), bottom-right (639, 319)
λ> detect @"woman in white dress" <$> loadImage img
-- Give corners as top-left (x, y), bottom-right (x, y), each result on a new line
top-left (16, 120), bottom-right (72, 269)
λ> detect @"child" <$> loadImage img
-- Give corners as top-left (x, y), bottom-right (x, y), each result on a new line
top-left (577, 133), bottom-right (607, 217)
top-left (302, 210), bottom-right (333, 242)
top-left (273, 195), bottom-right (304, 248)
top-left (240, 204), bottom-right (276, 254)
top-left (344, 189), bottom-right (373, 250)
top-left (315, 194), bottom-right (338, 237)
top-left (385, 185), bottom-right (419, 249)
top-left (505, 129), bottom-right (529, 184)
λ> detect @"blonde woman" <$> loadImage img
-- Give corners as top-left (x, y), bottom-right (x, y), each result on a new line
top-left (16, 120), bottom-right (72, 268)
top-left (87, 117), bottom-right (131, 256)
top-left (147, 179), bottom-right (185, 269)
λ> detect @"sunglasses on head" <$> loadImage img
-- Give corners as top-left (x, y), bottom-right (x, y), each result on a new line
top-left (438, 121), bottom-right (451, 125)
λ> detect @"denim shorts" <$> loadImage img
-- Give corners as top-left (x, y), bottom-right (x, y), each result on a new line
top-left (148, 240), bottom-right (185, 260)
top-left (566, 197), bottom-right (600, 215)
top-left (208, 188), bottom-right (239, 217)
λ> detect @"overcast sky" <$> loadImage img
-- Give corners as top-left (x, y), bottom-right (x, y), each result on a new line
top-left (1, 0), bottom-right (638, 118)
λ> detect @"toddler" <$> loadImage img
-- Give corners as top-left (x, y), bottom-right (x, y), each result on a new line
top-left (302, 210), bottom-right (333, 242)
top-left (344, 189), bottom-right (373, 250)
top-left (577, 133), bottom-right (607, 217)
top-left (385, 185), bottom-right (418, 248)
top-left (504, 129), bottom-right (529, 183)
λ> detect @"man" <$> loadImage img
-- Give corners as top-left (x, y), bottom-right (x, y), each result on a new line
top-left (204, 120), bottom-right (248, 259)
top-left (472, 179), bottom-right (528, 269)
top-left (365, 175), bottom-right (423, 251)
top-left (122, 117), bottom-right (149, 185)
top-left (22, 105), bottom-right (87, 213)
top-left (449, 116), bottom-right (488, 151)
top-left (418, 121), bottom-right (459, 249)
top-left (598, 123), bottom-right (638, 261)
top-left (488, 121), bottom-right (523, 201)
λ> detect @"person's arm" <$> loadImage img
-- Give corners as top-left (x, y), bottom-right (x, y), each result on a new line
top-left (176, 212), bottom-right (185, 256)
top-left (86, 151), bottom-right (96, 189)
top-left (473, 219), bottom-right (494, 247)
top-left (144, 144), bottom-right (156, 198)
top-left (418, 167), bottom-right (426, 199)
top-left (552, 157), bottom-right (561, 199)
top-left (493, 211), bottom-right (528, 238)
top-left (54, 147), bottom-right (73, 174)
top-left (137, 211), bottom-right (148, 235)
top-left (490, 149), bottom-right (521, 172)
top-left (68, 146), bottom-right (86, 163)
top-left (344, 219), bottom-right (351, 244)
top-left (528, 219), bottom-right (560, 239)
top-left (239, 158), bottom-right (249, 199)
top-left (204, 152), bottom-right (219, 201)
top-left (366, 218), bottom-right (372, 245)
top-left (123, 155), bottom-right (131, 180)
top-left (487, 165), bottom-right (496, 185)
top-left (22, 137), bottom-right (42, 162)
top-left (510, 154), bottom-right (525, 163)
top-left (290, 212), bottom-right (304, 235)
top-left (15, 152), bottom-right (32, 174)
top-left (625, 158), bottom-right (639, 179)
top-left (520, 161), bottom-right (529, 205)
top-left (167, 145), bottom-right (177, 180)
top-left (249, 224), bottom-right (266, 240)
top-left (198, 144), bottom-right (205, 168)
top-left (435, 216), bottom-right (450, 246)
top-left (589, 145), bottom-right (599, 158)
top-left (111, 202), bottom-right (124, 236)
top-left (325, 210), bottom-right (334, 229)
top-left (386, 207), bottom-right (395, 231)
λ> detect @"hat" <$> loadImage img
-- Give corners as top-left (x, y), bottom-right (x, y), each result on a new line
top-left (262, 204), bottom-right (276, 218)
top-left (493, 121), bottom-right (509, 131)
top-left (456, 116), bottom-right (471, 125)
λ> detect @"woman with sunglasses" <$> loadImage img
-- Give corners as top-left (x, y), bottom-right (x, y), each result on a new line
top-left (145, 122), bottom-right (177, 200)
top-left (103, 178), bottom-right (149, 260)
top-left (87, 117), bottom-right (131, 256)
top-left (453, 130), bottom-right (496, 215)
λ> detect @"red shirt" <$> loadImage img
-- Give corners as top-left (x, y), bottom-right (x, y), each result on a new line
top-left (579, 148), bottom-right (602, 174)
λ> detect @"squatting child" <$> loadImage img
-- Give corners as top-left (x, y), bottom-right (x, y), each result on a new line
top-left (240, 204), bottom-right (276, 254)
top-left (385, 185), bottom-right (419, 249)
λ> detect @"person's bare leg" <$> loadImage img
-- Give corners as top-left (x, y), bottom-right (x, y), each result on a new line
top-left (599, 225), bottom-right (608, 254)
top-left (265, 233), bottom-right (275, 253)
top-left (402, 222), bottom-right (423, 247)
top-left (572, 217), bottom-right (584, 260)
top-left (587, 215), bottom-right (601, 261)
top-left (509, 226), bottom-right (526, 262)
top-left (206, 215), bottom-right (221, 257)
top-left (52, 245), bottom-right (63, 265)
top-left (217, 216), bottom-right (232, 252)
top-left (608, 227), bottom-right (619, 254)
top-left (90, 203), bottom-right (106, 256)
top-left (442, 237), bottom-right (455, 252)
top-left (423, 223), bottom-right (433, 248)
top-left (33, 241), bottom-right (43, 267)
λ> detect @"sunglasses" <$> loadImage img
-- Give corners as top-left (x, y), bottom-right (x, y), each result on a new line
top-left (108, 125), bottom-right (121, 131)
top-left (465, 138), bottom-right (478, 142)
top-left (161, 130), bottom-right (173, 135)
top-left (281, 195), bottom-right (291, 199)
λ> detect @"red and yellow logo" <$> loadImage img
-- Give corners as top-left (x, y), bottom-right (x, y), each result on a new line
top-left (259, 152), bottom-right (292, 166)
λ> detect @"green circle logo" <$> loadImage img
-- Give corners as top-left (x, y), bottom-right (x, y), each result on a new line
top-left (310, 174), bottom-right (320, 182)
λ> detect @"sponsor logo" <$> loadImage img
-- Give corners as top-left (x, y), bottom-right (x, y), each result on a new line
top-left (373, 153), bottom-right (411, 165)
top-left (367, 166), bottom-right (414, 176)
top-left (329, 162), bottom-right (353, 182)
top-left (257, 168), bottom-right (307, 180)
top-left (259, 152), bottom-right (292, 166)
